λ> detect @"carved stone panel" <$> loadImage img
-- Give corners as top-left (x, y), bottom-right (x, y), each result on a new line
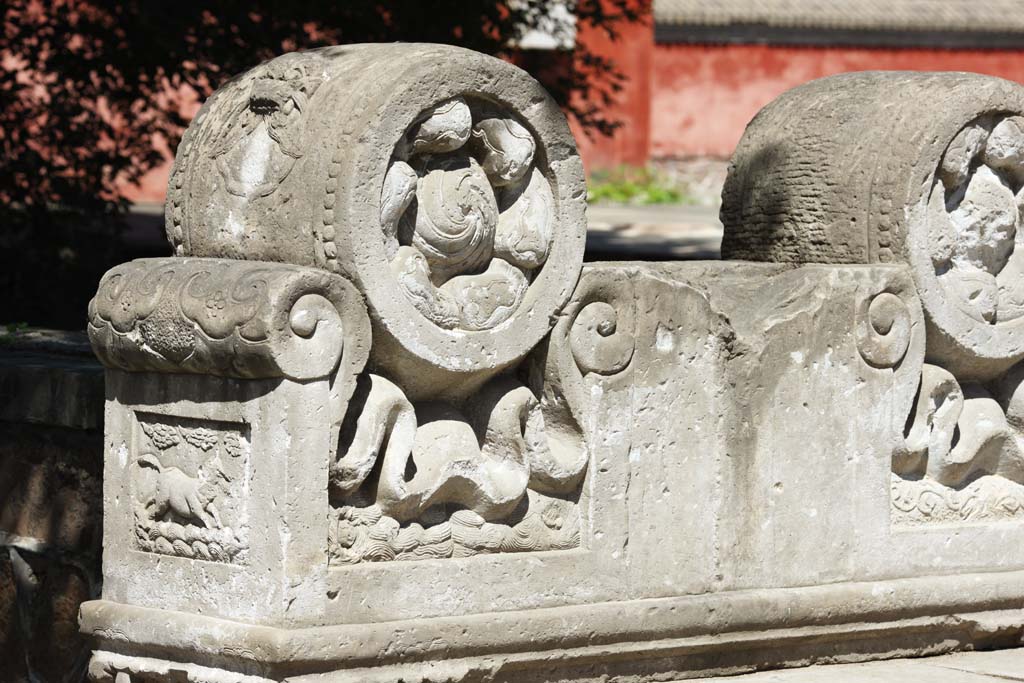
top-left (718, 70), bottom-right (1024, 530)
top-left (323, 281), bottom-right (623, 564)
top-left (79, 54), bottom-right (1024, 683)
top-left (892, 361), bottom-right (1024, 526)
top-left (131, 413), bottom-right (250, 563)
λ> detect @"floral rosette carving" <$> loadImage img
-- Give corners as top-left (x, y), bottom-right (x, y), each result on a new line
top-left (381, 97), bottom-right (554, 331)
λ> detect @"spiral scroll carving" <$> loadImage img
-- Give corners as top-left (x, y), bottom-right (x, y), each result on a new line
top-left (856, 291), bottom-right (913, 369)
top-left (570, 301), bottom-right (636, 376)
top-left (164, 45), bottom-right (587, 396)
top-left (140, 45), bottom-right (590, 568)
top-left (88, 258), bottom-right (369, 383)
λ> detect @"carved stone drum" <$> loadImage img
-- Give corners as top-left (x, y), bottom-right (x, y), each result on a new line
top-left (168, 44), bottom-right (586, 399)
top-left (722, 72), bottom-right (1024, 380)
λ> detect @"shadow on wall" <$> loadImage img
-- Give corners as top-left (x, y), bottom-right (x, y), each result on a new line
top-left (0, 421), bottom-right (103, 683)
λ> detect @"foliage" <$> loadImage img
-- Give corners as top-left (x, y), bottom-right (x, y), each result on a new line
top-left (587, 165), bottom-right (690, 205)
top-left (0, 0), bottom-right (645, 328)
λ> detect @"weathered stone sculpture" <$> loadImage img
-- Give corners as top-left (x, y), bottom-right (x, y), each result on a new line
top-left (721, 71), bottom-right (1024, 528)
top-left (81, 52), bottom-right (1024, 682)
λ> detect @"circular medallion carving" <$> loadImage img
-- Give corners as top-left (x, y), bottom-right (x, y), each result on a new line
top-left (930, 115), bottom-right (1024, 326)
top-left (382, 97), bottom-right (553, 332)
top-left (165, 45), bottom-right (587, 399)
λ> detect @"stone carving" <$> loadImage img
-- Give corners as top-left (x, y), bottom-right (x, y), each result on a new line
top-left (382, 98), bottom-right (550, 333)
top-left (327, 357), bottom-right (592, 563)
top-left (471, 118), bottom-right (536, 187)
top-left (892, 361), bottom-right (1024, 525)
top-left (721, 70), bottom-right (1024, 527)
top-left (891, 472), bottom-right (1024, 526)
top-left (82, 58), bottom-right (1024, 683)
top-left (89, 650), bottom-right (267, 683)
top-left (892, 105), bottom-right (1024, 524)
top-left (328, 492), bottom-right (580, 564)
top-left (721, 71), bottom-right (1024, 381)
top-left (132, 415), bottom-right (248, 563)
top-left (141, 47), bottom-right (589, 566)
top-left (88, 258), bottom-right (369, 384)
top-left (325, 274), bottom-right (641, 567)
top-left (209, 53), bottom-right (327, 200)
top-left (856, 291), bottom-right (914, 369)
top-left (164, 44), bottom-right (586, 401)
top-left (404, 97), bottom-right (472, 155)
top-left (930, 116), bottom-right (1024, 326)
top-left (166, 52), bottom-right (330, 263)
top-left (324, 265), bottom-right (639, 565)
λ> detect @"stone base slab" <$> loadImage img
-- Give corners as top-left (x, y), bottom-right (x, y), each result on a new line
top-left (81, 570), bottom-right (1024, 682)
top-left (689, 649), bottom-right (1024, 682)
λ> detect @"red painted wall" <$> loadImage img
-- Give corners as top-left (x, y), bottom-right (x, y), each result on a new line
top-left (126, 33), bottom-right (1024, 202)
top-left (570, 9), bottom-right (653, 171)
top-left (651, 44), bottom-right (1024, 159)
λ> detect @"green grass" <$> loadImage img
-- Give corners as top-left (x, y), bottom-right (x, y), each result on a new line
top-left (587, 166), bottom-right (692, 205)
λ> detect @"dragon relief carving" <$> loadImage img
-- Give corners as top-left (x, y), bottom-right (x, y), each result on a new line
top-left (892, 362), bottom-right (1024, 525)
top-left (327, 373), bottom-right (586, 564)
top-left (132, 415), bottom-right (248, 563)
top-left (321, 95), bottom-right (630, 565)
top-left (891, 115), bottom-right (1024, 525)
top-left (327, 274), bottom-right (636, 565)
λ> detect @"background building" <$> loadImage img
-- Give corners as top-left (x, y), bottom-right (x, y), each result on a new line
top-left (578, 0), bottom-right (1024, 169)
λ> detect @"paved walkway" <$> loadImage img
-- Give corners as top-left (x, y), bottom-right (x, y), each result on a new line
top-left (586, 203), bottom-right (722, 260)
top-left (687, 649), bottom-right (1024, 681)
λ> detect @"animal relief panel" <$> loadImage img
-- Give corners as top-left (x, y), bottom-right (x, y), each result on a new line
top-left (131, 413), bottom-right (250, 563)
top-left (326, 92), bottom-right (585, 564)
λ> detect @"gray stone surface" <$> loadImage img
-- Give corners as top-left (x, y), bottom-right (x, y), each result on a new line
top-left (687, 649), bottom-right (1024, 681)
top-left (77, 49), bottom-right (1024, 683)
top-left (167, 43), bottom-right (585, 401)
top-left (720, 71), bottom-right (1024, 380)
top-left (722, 70), bottom-right (1024, 552)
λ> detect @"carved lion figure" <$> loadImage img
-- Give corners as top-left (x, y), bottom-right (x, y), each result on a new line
top-left (136, 453), bottom-right (222, 529)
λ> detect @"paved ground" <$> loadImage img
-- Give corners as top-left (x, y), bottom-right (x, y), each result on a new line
top-left (585, 203), bottom-right (722, 260)
top-left (687, 649), bottom-right (1024, 681)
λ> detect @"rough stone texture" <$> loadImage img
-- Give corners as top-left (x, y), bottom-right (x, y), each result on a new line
top-left (88, 257), bottom-right (370, 383)
top-left (79, 53), bottom-right (1024, 682)
top-left (720, 71), bottom-right (1024, 381)
top-left (687, 649), bottom-right (1024, 682)
top-left (83, 260), bottom-right (1024, 680)
top-left (167, 43), bottom-right (586, 401)
top-left (721, 71), bottom-right (1024, 581)
top-left (1, 332), bottom-right (104, 683)
top-left (0, 348), bottom-right (103, 430)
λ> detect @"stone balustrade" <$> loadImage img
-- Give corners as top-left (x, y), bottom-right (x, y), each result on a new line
top-left (77, 45), bottom-right (1024, 682)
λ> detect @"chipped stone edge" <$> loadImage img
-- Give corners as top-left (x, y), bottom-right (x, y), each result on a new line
top-left (80, 569), bottom-right (1024, 679)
